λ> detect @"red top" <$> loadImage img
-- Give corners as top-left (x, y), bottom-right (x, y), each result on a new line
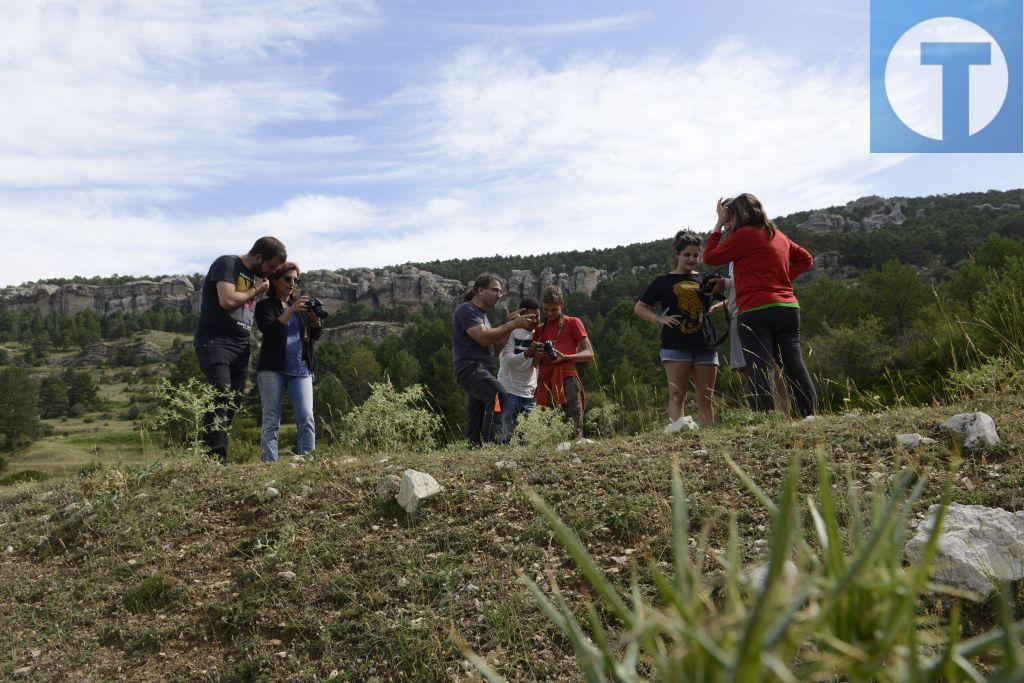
top-left (703, 226), bottom-right (813, 314)
top-left (532, 315), bottom-right (587, 379)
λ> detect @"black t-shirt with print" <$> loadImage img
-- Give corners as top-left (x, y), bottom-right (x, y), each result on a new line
top-left (195, 255), bottom-right (258, 344)
top-left (639, 273), bottom-right (714, 351)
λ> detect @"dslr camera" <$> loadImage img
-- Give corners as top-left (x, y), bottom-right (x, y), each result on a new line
top-left (698, 272), bottom-right (724, 297)
top-left (307, 297), bottom-right (329, 320)
top-left (542, 340), bottom-right (558, 361)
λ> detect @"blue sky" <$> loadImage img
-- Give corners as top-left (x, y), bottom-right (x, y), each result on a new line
top-left (2, 0), bottom-right (1022, 286)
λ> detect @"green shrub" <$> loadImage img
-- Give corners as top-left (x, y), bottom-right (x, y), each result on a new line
top-left (470, 450), bottom-right (1024, 681)
top-left (337, 381), bottom-right (441, 451)
top-left (512, 406), bottom-right (574, 447)
top-left (0, 469), bottom-right (48, 486)
top-left (147, 378), bottom-right (237, 457)
top-left (585, 399), bottom-right (622, 439)
top-left (124, 574), bottom-right (181, 613)
top-left (944, 357), bottom-right (1023, 402)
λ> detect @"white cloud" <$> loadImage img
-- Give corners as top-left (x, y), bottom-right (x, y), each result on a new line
top-left (0, 1), bottom-right (377, 195)
top-left (451, 11), bottom-right (652, 37)
top-left (1, 30), bottom-right (909, 286)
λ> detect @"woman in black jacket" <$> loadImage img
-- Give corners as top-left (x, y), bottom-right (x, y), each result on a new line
top-left (255, 262), bottom-right (323, 462)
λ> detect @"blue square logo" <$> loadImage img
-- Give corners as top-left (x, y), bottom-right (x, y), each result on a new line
top-left (871, 0), bottom-right (1023, 152)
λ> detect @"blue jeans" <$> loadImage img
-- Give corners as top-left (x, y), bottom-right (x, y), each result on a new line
top-left (257, 371), bottom-right (315, 462)
top-left (502, 393), bottom-right (536, 444)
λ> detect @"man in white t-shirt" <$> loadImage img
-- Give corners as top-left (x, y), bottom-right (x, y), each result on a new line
top-left (497, 298), bottom-right (540, 443)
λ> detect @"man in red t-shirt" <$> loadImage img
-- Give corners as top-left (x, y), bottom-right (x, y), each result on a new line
top-left (528, 285), bottom-right (595, 437)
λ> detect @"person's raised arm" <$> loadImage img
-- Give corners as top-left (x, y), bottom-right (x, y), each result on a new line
top-left (789, 240), bottom-right (814, 280)
top-left (498, 334), bottom-right (533, 373)
top-left (217, 278), bottom-right (269, 310)
top-left (465, 310), bottom-right (535, 350)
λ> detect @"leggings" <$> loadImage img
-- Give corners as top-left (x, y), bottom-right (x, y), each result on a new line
top-left (736, 306), bottom-right (817, 417)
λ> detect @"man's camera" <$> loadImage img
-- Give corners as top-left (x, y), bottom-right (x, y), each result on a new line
top-left (307, 297), bottom-right (329, 320)
top-left (542, 340), bottom-right (558, 361)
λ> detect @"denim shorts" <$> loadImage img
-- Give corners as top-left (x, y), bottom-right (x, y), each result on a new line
top-left (660, 348), bottom-right (719, 365)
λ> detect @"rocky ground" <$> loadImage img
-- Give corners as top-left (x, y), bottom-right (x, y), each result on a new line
top-left (0, 395), bottom-right (1021, 681)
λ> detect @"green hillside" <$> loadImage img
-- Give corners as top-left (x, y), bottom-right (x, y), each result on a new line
top-left (0, 386), bottom-right (1020, 680)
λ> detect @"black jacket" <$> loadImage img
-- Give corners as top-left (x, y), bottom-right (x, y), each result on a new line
top-left (255, 298), bottom-right (323, 373)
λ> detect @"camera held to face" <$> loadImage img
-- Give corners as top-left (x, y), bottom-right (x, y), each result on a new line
top-left (307, 297), bottom-right (329, 320)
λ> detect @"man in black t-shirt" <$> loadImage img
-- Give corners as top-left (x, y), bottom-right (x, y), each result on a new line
top-left (194, 236), bottom-right (287, 462)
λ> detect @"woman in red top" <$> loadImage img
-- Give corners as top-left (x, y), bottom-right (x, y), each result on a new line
top-left (703, 193), bottom-right (817, 417)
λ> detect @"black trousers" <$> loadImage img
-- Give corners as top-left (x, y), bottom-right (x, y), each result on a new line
top-left (736, 306), bottom-right (817, 417)
top-left (195, 337), bottom-right (250, 462)
top-left (456, 362), bottom-right (507, 447)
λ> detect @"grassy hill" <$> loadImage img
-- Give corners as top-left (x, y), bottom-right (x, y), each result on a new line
top-left (1, 388), bottom-right (1020, 681)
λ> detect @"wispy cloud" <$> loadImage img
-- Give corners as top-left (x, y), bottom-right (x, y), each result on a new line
top-left (0, 0), bottom-right (377, 199)
top-left (1, 13), bottom-right (906, 286)
top-left (450, 11), bottom-right (652, 37)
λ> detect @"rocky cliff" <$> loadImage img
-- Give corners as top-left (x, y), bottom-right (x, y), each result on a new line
top-left (797, 195), bottom-right (908, 233)
top-left (0, 265), bottom-right (610, 318)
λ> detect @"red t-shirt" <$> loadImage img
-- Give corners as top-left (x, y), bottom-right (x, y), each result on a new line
top-left (532, 315), bottom-right (588, 378)
top-left (703, 226), bottom-right (813, 314)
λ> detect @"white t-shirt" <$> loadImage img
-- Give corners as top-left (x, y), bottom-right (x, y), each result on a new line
top-left (497, 328), bottom-right (538, 399)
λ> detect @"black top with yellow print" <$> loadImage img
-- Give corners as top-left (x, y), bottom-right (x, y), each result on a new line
top-left (639, 273), bottom-right (715, 351)
top-left (195, 255), bottom-right (257, 344)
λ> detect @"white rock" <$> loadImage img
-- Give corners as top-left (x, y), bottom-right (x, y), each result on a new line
top-left (61, 502), bottom-right (78, 516)
top-left (896, 433), bottom-right (936, 448)
top-left (803, 415), bottom-right (818, 423)
top-left (291, 455), bottom-right (306, 464)
top-left (338, 457), bottom-right (358, 465)
top-left (396, 470), bottom-right (443, 513)
top-left (29, 650), bottom-right (40, 661)
top-left (263, 487), bottom-right (280, 501)
top-left (4, 546), bottom-right (13, 554)
top-left (664, 416), bottom-right (698, 434)
top-left (575, 438), bottom-right (596, 445)
top-left (13, 666), bottom-right (33, 677)
top-left (276, 571), bottom-right (296, 584)
top-left (905, 503), bottom-right (1024, 596)
top-left (555, 441), bottom-right (572, 452)
top-left (745, 560), bottom-right (800, 594)
top-left (494, 460), bottom-right (518, 470)
top-left (940, 412), bottom-right (1000, 450)
top-left (396, 577), bottom-right (410, 589)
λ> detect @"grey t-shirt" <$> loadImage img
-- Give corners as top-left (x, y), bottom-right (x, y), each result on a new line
top-left (451, 301), bottom-right (493, 374)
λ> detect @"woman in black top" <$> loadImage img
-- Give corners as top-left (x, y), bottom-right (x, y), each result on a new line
top-left (633, 230), bottom-right (723, 426)
top-left (254, 262), bottom-right (322, 462)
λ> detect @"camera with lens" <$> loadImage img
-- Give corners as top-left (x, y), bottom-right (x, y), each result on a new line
top-left (542, 340), bottom-right (558, 361)
top-left (699, 272), bottom-right (723, 297)
top-left (307, 297), bottom-right (329, 320)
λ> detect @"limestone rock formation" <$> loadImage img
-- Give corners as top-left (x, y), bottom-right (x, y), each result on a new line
top-left (320, 321), bottom-right (403, 346)
top-left (396, 469), bottom-right (443, 513)
top-left (905, 503), bottom-right (1024, 596)
top-left (940, 412), bottom-right (1000, 450)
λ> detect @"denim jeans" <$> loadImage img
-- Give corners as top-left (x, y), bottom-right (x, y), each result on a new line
top-left (501, 393), bottom-right (536, 444)
top-left (257, 371), bottom-right (315, 462)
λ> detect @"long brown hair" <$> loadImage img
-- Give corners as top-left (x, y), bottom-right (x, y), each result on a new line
top-left (461, 273), bottom-right (501, 303)
top-left (270, 261), bottom-right (300, 302)
top-left (723, 193), bottom-right (777, 237)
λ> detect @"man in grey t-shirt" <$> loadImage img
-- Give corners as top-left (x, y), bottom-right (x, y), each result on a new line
top-left (451, 273), bottom-right (536, 446)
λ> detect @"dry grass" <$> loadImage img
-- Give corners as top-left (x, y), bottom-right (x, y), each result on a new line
top-left (0, 394), bottom-right (1021, 680)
